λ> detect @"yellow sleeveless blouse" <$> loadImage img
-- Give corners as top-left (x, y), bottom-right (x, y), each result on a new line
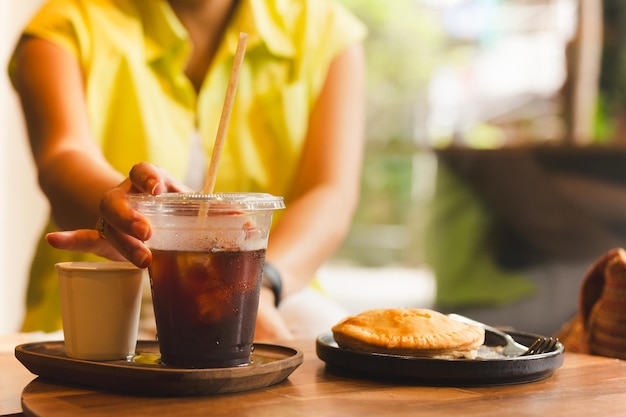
top-left (10, 0), bottom-right (366, 331)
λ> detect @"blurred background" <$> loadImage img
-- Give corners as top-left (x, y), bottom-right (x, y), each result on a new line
top-left (2, 0), bottom-right (624, 334)
top-left (1, 0), bottom-right (48, 335)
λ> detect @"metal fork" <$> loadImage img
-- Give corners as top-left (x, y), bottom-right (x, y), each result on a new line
top-left (519, 337), bottom-right (559, 356)
top-left (448, 313), bottom-right (530, 357)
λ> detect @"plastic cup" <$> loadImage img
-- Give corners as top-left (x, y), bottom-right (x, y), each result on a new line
top-left (56, 261), bottom-right (144, 360)
top-left (129, 192), bottom-right (285, 368)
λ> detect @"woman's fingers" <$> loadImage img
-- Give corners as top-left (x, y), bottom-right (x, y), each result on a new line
top-left (46, 227), bottom-right (151, 268)
top-left (45, 230), bottom-right (126, 262)
top-left (128, 162), bottom-right (165, 195)
top-left (129, 162), bottom-right (190, 195)
top-left (96, 219), bottom-right (152, 268)
top-left (47, 163), bottom-right (188, 268)
top-left (95, 162), bottom-right (190, 265)
top-left (96, 185), bottom-right (152, 267)
top-left (100, 185), bottom-right (150, 241)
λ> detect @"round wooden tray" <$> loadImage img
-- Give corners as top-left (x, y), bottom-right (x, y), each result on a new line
top-left (15, 340), bottom-right (303, 396)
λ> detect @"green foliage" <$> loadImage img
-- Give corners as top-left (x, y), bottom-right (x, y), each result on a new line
top-left (333, 0), bottom-right (446, 265)
top-left (337, 0), bottom-right (445, 144)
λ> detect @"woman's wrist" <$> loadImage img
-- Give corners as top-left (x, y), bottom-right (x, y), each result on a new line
top-left (261, 262), bottom-right (282, 307)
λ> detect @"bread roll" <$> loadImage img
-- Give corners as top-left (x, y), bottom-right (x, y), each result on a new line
top-left (332, 308), bottom-right (485, 359)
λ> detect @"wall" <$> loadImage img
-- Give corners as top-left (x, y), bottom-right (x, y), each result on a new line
top-left (0, 0), bottom-right (47, 335)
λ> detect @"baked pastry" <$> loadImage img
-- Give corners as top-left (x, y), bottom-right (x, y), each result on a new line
top-left (332, 308), bottom-right (485, 359)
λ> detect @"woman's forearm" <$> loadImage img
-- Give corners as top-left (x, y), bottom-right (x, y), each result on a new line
top-left (266, 182), bottom-right (358, 297)
top-left (38, 149), bottom-right (124, 230)
top-left (266, 44), bottom-right (365, 297)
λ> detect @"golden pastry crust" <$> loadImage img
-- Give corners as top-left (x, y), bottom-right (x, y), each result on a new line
top-left (332, 308), bottom-right (485, 359)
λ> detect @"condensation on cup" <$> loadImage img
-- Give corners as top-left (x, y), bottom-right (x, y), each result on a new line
top-left (129, 192), bottom-right (285, 368)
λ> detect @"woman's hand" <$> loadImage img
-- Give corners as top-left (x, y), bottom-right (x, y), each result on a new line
top-left (253, 287), bottom-right (293, 342)
top-left (46, 162), bottom-right (189, 267)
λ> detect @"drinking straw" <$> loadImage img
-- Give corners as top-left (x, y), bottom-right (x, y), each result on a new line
top-left (202, 32), bottom-right (249, 194)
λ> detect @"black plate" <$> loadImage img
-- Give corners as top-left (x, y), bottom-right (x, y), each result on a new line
top-left (15, 340), bottom-right (303, 396)
top-left (316, 330), bottom-right (563, 386)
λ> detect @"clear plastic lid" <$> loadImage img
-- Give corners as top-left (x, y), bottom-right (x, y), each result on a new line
top-left (128, 192), bottom-right (285, 214)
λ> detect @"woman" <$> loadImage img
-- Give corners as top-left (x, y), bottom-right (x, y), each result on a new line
top-left (9, 0), bottom-right (366, 340)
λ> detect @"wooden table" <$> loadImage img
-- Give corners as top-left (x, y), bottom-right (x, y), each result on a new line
top-left (1, 351), bottom-right (36, 417)
top-left (2, 338), bottom-right (626, 417)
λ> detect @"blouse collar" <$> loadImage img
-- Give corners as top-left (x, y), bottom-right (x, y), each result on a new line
top-left (142, 0), bottom-right (298, 66)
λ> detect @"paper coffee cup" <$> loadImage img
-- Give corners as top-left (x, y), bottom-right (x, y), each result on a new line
top-left (56, 261), bottom-right (144, 360)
